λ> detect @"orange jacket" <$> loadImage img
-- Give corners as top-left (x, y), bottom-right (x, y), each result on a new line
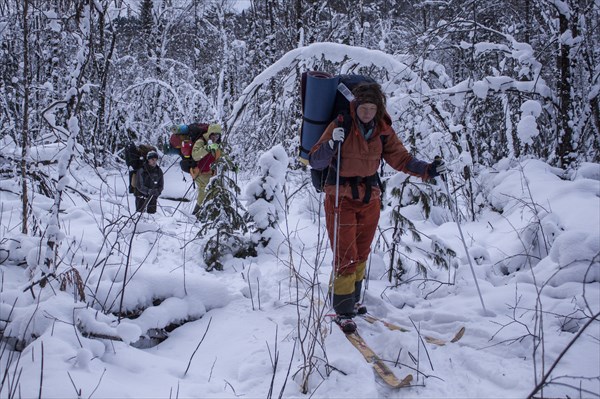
top-left (309, 103), bottom-right (431, 200)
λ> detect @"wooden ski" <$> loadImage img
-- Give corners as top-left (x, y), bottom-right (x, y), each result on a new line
top-left (359, 314), bottom-right (465, 346)
top-left (342, 329), bottom-right (413, 388)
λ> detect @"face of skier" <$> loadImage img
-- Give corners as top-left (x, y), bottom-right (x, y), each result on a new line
top-left (357, 103), bottom-right (378, 124)
top-left (146, 151), bottom-right (159, 166)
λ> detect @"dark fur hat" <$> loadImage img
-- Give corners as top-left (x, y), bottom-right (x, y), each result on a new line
top-left (352, 82), bottom-right (387, 123)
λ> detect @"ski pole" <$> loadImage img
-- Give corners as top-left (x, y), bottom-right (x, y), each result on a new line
top-left (437, 158), bottom-right (488, 315)
top-left (330, 116), bottom-right (343, 309)
top-left (172, 179), bottom-right (195, 215)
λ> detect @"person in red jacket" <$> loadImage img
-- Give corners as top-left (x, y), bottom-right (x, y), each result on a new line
top-left (309, 82), bottom-right (446, 333)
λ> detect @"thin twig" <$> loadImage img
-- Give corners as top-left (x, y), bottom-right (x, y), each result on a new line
top-left (409, 318), bottom-right (433, 370)
top-left (183, 317), bottom-right (213, 377)
top-left (527, 311), bottom-right (600, 398)
top-left (278, 339), bottom-right (297, 399)
top-left (38, 341), bottom-right (44, 399)
top-left (257, 277), bottom-right (262, 311)
top-left (266, 326), bottom-right (279, 399)
top-left (66, 371), bottom-right (82, 398)
top-left (87, 368), bottom-right (106, 399)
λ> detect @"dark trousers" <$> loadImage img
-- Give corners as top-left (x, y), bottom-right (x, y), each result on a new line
top-left (129, 170), bottom-right (136, 194)
top-left (135, 195), bottom-right (157, 214)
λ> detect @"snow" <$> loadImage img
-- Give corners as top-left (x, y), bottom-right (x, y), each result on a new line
top-left (1, 34), bottom-right (599, 396)
top-left (472, 80), bottom-right (489, 99)
top-left (43, 10), bottom-right (62, 33)
top-left (230, 42), bottom-right (417, 119)
top-left (1, 145), bottom-right (599, 398)
top-left (518, 101), bottom-right (543, 146)
top-left (517, 115), bottom-right (539, 145)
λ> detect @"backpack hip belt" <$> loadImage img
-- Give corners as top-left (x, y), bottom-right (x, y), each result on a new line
top-left (328, 173), bottom-right (380, 203)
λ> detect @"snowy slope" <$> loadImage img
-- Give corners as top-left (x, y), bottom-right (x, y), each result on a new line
top-left (0, 152), bottom-right (599, 398)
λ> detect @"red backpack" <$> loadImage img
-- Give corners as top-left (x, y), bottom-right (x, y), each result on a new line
top-left (168, 123), bottom-right (209, 173)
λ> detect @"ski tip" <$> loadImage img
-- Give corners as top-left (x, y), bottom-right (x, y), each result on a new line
top-left (393, 373), bottom-right (413, 388)
top-left (451, 326), bottom-right (466, 343)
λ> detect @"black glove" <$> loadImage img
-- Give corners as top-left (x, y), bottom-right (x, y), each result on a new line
top-left (428, 157), bottom-right (447, 178)
top-left (149, 188), bottom-right (160, 196)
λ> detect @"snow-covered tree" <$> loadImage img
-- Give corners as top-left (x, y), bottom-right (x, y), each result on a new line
top-left (244, 144), bottom-right (288, 248)
top-left (196, 155), bottom-right (254, 271)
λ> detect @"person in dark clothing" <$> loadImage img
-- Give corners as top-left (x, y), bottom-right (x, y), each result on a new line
top-left (135, 151), bottom-right (164, 214)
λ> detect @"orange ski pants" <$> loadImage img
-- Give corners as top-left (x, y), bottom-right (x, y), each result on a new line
top-left (325, 193), bottom-right (380, 295)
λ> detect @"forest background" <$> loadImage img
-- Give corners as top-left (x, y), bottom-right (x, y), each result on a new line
top-left (1, 0), bottom-right (598, 179)
top-left (0, 0), bottom-right (599, 398)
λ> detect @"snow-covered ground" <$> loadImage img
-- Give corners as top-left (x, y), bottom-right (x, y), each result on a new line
top-left (1, 150), bottom-right (599, 398)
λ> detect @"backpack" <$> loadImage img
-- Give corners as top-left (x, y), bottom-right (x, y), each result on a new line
top-left (168, 123), bottom-right (210, 173)
top-left (125, 142), bottom-right (157, 171)
top-left (124, 142), bottom-right (157, 193)
top-left (299, 72), bottom-right (380, 193)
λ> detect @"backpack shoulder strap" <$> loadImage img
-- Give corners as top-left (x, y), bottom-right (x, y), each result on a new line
top-left (380, 133), bottom-right (388, 146)
top-left (336, 110), bottom-right (353, 133)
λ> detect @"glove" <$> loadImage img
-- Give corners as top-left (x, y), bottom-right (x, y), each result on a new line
top-left (149, 188), bottom-right (160, 196)
top-left (207, 143), bottom-right (220, 152)
top-left (328, 127), bottom-right (345, 149)
top-left (428, 157), bottom-right (447, 178)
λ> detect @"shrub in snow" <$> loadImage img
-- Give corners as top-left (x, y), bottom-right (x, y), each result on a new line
top-left (196, 155), bottom-right (256, 271)
top-left (572, 162), bottom-right (600, 181)
top-left (379, 171), bottom-right (454, 281)
top-left (544, 231), bottom-right (599, 286)
top-left (244, 145), bottom-right (288, 248)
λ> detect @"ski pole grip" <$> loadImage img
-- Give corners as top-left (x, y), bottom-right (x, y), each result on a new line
top-left (335, 115), bottom-right (344, 151)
